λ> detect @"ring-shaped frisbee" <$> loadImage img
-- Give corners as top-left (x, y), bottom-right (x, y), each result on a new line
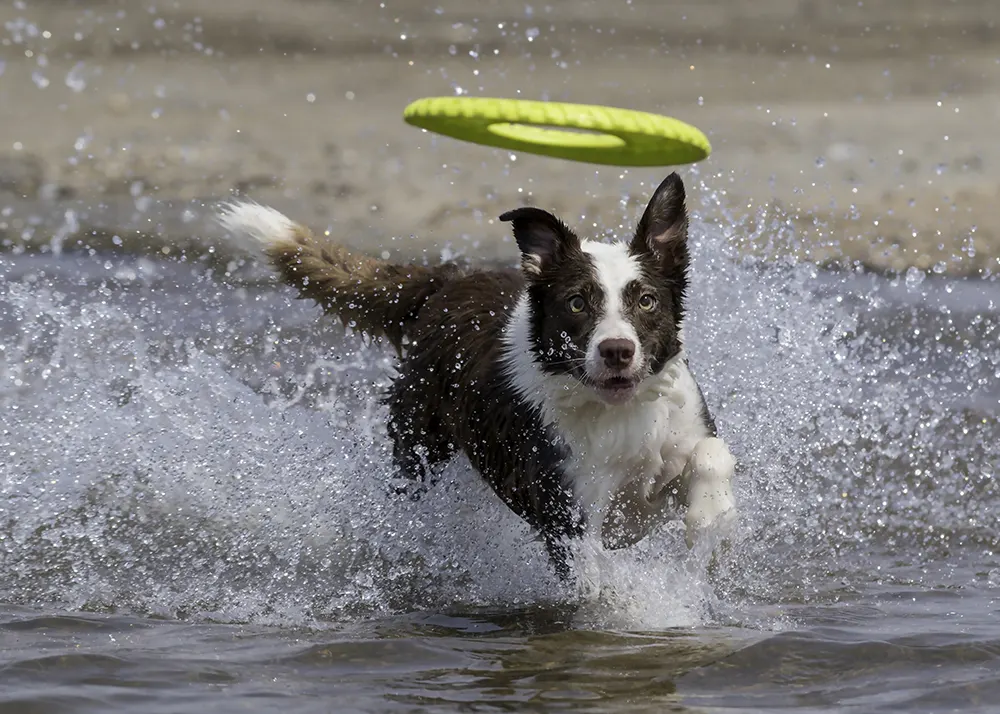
top-left (402, 96), bottom-right (710, 167)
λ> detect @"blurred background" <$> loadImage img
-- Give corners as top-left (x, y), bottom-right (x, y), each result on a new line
top-left (1, 0), bottom-right (997, 274)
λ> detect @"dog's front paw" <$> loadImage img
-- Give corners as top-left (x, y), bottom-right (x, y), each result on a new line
top-left (685, 501), bottom-right (737, 549)
top-left (682, 437), bottom-right (737, 549)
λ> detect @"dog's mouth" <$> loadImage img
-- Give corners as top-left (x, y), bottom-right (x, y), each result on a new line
top-left (593, 375), bottom-right (641, 403)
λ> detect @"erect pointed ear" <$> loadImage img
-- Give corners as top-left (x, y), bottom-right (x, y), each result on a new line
top-left (499, 207), bottom-right (580, 277)
top-left (630, 172), bottom-right (689, 266)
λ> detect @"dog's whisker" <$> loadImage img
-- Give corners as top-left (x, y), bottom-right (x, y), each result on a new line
top-left (541, 358), bottom-right (588, 367)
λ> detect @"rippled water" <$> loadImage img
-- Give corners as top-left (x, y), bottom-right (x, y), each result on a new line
top-left (1, 183), bottom-right (999, 712)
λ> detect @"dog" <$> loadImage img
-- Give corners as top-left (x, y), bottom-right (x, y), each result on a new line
top-left (218, 172), bottom-right (736, 580)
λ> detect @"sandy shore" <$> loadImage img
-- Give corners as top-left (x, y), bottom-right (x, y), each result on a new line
top-left (1, 0), bottom-right (998, 276)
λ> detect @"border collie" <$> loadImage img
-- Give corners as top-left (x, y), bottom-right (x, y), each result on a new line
top-left (218, 172), bottom-right (736, 579)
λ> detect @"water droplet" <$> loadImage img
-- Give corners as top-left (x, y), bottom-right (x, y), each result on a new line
top-left (815, 156), bottom-right (826, 168)
top-left (65, 61), bottom-right (86, 93)
top-left (903, 266), bottom-right (926, 289)
top-left (525, 27), bottom-right (540, 41)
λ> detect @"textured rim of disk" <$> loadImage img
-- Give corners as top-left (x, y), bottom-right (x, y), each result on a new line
top-left (402, 97), bottom-right (711, 167)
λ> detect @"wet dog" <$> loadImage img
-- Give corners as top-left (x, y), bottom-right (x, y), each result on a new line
top-left (218, 173), bottom-right (736, 579)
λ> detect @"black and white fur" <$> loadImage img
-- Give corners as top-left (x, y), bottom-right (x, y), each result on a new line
top-left (218, 172), bottom-right (736, 580)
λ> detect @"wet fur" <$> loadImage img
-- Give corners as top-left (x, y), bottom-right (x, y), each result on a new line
top-left (218, 174), bottom-right (735, 580)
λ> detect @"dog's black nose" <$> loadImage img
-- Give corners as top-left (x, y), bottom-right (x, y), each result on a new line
top-left (599, 338), bottom-right (635, 369)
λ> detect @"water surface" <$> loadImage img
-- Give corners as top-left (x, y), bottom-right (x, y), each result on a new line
top-left (2, 197), bottom-right (999, 712)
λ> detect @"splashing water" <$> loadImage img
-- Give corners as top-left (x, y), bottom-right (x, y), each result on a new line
top-left (0, 180), bottom-right (997, 633)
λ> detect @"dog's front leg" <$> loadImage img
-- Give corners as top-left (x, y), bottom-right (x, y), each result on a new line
top-left (675, 437), bottom-right (737, 548)
top-left (599, 453), bottom-right (676, 549)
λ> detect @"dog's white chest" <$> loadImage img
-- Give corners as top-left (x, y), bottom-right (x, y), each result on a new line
top-left (552, 361), bottom-right (711, 528)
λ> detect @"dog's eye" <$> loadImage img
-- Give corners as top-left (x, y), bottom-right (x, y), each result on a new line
top-left (638, 294), bottom-right (657, 311)
top-left (567, 295), bottom-right (586, 313)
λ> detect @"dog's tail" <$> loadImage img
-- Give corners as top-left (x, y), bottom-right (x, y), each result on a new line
top-left (217, 200), bottom-right (458, 355)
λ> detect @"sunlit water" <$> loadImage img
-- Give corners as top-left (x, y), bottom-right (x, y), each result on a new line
top-left (1, 179), bottom-right (999, 712)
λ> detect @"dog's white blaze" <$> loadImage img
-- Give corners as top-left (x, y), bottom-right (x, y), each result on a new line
top-left (580, 241), bottom-right (642, 377)
top-left (217, 200), bottom-right (298, 257)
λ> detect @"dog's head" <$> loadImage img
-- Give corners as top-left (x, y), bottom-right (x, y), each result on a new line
top-left (500, 172), bottom-right (690, 405)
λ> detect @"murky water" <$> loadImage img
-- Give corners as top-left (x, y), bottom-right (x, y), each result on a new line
top-left (2, 179), bottom-right (998, 712)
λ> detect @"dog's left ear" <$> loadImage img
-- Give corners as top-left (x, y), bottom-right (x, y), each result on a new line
top-left (630, 172), bottom-right (689, 267)
top-left (500, 207), bottom-right (579, 277)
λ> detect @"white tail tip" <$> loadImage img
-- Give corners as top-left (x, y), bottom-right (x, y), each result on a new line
top-left (216, 199), bottom-right (297, 258)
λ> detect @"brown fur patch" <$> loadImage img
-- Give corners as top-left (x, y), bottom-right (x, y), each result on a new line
top-left (263, 224), bottom-right (460, 356)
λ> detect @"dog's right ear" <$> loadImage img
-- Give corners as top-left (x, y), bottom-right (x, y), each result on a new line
top-left (630, 172), bottom-right (689, 268)
top-left (500, 207), bottom-right (579, 277)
